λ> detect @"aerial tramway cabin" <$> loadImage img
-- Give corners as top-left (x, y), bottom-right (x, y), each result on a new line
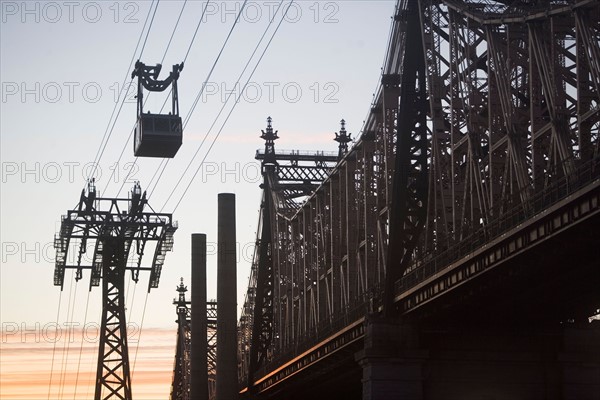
top-left (131, 60), bottom-right (184, 158)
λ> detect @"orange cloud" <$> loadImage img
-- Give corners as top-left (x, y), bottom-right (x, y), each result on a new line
top-left (1, 327), bottom-right (177, 400)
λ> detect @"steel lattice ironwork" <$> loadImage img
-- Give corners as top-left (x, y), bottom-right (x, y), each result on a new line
top-left (170, 280), bottom-right (192, 400)
top-left (207, 301), bottom-right (217, 400)
top-left (238, 0), bottom-right (600, 392)
top-left (53, 181), bottom-right (177, 400)
top-left (169, 281), bottom-right (217, 400)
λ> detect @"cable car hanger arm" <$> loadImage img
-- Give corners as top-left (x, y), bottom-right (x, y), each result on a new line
top-left (131, 60), bottom-right (184, 92)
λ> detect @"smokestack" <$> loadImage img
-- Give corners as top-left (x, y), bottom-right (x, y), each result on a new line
top-left (191, 233), bottom-right (208, 400)
top-left (216, 193), bottom-right (238, 400)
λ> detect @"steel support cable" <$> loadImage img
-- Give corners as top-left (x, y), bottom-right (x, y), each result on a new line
top-left (132, 4), bottom-right (288, 385)
top-left (67, 237), bottom-right (139, 398)
top-left (146, 157), bottom-right (167, 197)
top-left (122, 209), bottom-right (154, 334)
top-left (182, 2), bottom-right (251, 130)
top-left (46, 290), bottom-right (63, 400)
top-left (90, 0), bottom-right (161, 180)
top-left (184, 0), bottom-right (247, 127)
top-left (125, 247), bottom-right (139, 325)
top-left (125, 263), bottom-right (132, 313)
top-left (57, 275), bottom-right (79, 400)
top-left (83, 319), bottom-right (98, 400)
top-left (104, 0), bottom-right (189, 196)
top-left (131, 291), bottom-right (150, 377)
top-left (121, 0), bottom-right (282, 386)
top-left (72, 289), bottom-right (92, 400)
top-left (161, 0), bottom-right (188, 66)
top-left (127, 272), bottom-right (138, 323)
top-left (86, 0), bottom-right (160, 184)
top-left (136, 0), bottom-right (214, 195)
top-left (147, 0), bottom-right (259, 199)
top-left (156, 0), bottom-right (286, 205)
top-left (47, 269), bottom-right (73, 399)
top-left (112, 0), bottom-right (214, 198)
top-left (129, 197), bottom-right (169, 380)
top-left (169, 1), bottom-right (295, 214)
top-left (132, 1), bottom-right (188, 197)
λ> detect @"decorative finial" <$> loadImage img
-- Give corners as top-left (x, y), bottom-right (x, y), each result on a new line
top-left (176, 278), bottom-right (187, 304)
top-left (177, 277), bottom-right (187, 292)
top-left (261, 116), bottom-right (279, 142)
top-left (261, 116), bottom-right (279, 165)
top-left (334, 119), bottom-right (352, 158)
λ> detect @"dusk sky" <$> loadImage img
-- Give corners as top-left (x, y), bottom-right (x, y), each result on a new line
top-left (1, 1), bottom-right (394, 398)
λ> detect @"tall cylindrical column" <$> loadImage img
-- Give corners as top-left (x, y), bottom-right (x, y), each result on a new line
top-left (191, 233), bottom-right (208, 400)
top-left (216, 193), bottom-right (238, 400)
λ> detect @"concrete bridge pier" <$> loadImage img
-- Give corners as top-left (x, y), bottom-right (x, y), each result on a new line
top-left (356, 316), bottom-right (600, 400)
top-left (356, 316), bottom-right (427, 400)
top-left (560, 325), bottom-right (600, 400)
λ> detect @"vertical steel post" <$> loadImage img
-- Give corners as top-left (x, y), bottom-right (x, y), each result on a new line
top-left (95, 237), bottom-right (132, 400)
top-left (192, 234), bottom-right (208, 400)
top-left (216, 194), bottom-right (238, 400)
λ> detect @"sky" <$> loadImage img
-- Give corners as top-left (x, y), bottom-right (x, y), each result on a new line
top-left (0, 1), bottom-right (394, 398)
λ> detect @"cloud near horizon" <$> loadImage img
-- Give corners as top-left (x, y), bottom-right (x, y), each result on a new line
top-left (1, 327), bottom-right (177, 400)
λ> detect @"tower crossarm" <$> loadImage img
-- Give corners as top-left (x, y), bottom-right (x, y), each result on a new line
top-left (54, 194), bottom-right (176, 289)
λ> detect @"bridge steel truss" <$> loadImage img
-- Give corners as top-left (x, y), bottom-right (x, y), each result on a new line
top-left (171, 281), bottom-right (192, 400)
top-left (238, 0), bottom-right (600, 395)
top-left (170, 283), bottom-right (218, 400)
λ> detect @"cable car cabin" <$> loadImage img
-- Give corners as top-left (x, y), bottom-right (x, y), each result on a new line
top-left (134, 113), bottom-right (182, 158)
top-left (131, 61), bottom-right (184, 158)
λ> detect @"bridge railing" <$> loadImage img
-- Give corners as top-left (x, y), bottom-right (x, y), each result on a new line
top-left (398, 157), bottom-right (600, 294)
top-left (255, 149), bottom-right (339, 160)
top-left (249, 294), bottom-right (373, 382)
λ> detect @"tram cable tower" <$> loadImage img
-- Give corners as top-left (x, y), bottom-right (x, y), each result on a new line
top-left (53, 179), bottom-right (177, 400)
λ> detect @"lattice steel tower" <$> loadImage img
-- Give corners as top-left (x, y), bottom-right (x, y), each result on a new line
top-left (53, 180), bottom-right (177, 400)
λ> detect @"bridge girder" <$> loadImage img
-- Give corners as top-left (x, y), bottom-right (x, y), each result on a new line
top-left (238, 0), bottom-right (600, 395)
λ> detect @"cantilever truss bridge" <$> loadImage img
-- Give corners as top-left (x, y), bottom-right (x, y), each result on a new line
top-left (235, 0), bottom-right (600, 397)
top-left (163, 0), bottom-right (599, 398)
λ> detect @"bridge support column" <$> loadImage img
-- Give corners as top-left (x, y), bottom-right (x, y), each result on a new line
top-left (418, 323), bottom-right (600, 399)
top-left (560, 325), bottom-right (600, 399)
top-left (356, 316), bottom-right (427, 400)
top-left (192, 233), bottom-right (208, 400)
top-left (216, 193), bottom-right (238, 400)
